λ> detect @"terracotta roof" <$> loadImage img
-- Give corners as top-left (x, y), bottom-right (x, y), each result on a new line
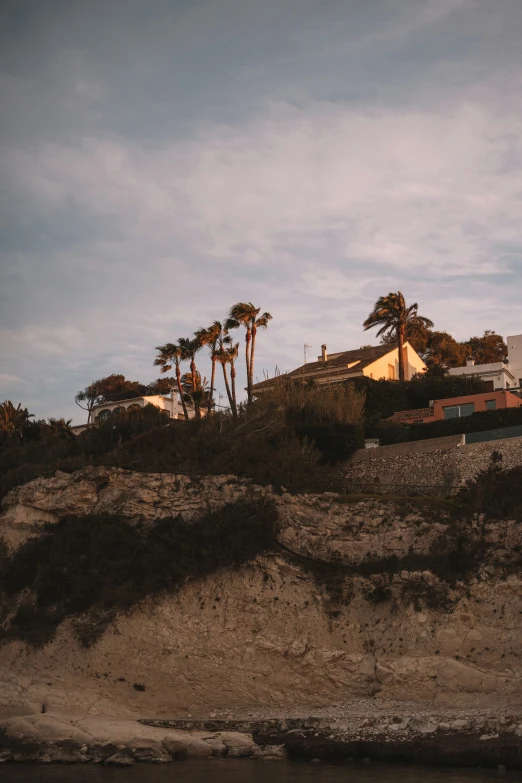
top-left (252, 344), bottom-right (395, 391)
top-left (387, 407), bottom-right (434, 422)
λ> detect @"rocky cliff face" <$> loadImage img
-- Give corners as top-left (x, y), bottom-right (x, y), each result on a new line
top-left (1, 467), bottom-right (521, 723)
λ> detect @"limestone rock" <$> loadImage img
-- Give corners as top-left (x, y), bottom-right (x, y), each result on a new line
top-left (104, 751), bottom-right (135, 765)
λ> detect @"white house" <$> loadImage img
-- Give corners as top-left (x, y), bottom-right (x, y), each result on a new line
top-left (447, 358), bottom-right (516, 391)
top-left (72, 391), bottom-right (194, 435)
top-left (447, 333), bottom-right (522, 392)
top-left (507, 334), bottom-right (522, 389)
top-left (88, 392), bottom-right (190, 424)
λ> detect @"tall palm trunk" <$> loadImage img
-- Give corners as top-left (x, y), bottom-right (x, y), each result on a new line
top-left (245, 328), bottom-right (252, 404)
top-left (190, 358), bottom-right (201, 419)
top-left (397, 326), bottom-right (406, 382)
top-left (208, 355), bottom-right (217, 416)
top-left (230, 360), bottom-right (238, 417)
top-left (175, 364), bottom-right (190, 420)
top-left (249, 324), bottom-right (257, 398)
top-left (221, 362), bottom-right (234, 412)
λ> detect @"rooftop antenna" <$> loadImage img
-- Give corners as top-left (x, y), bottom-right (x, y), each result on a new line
top-left (304, 344), bottom-right (312, 365)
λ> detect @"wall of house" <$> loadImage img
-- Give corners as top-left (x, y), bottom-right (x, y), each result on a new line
top-left (507, 334), bottom-right (522, 388)
top-left (89, 395), bottom-right (183, 424)
top-left (345, 435), bottom-right (522, 493)
top-left (363, 343), bottom-right (426, 382)
top-left (447, 363), bottom-right (515, 390)
top-left (431, 390), bottom-right (522, 420)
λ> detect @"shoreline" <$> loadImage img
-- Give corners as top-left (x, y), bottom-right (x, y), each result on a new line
top-left (2, 710), bottom-right (522, 768)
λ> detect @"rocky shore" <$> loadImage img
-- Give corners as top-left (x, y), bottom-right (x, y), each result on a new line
top-left (1, 708), bottom-right (522, 767)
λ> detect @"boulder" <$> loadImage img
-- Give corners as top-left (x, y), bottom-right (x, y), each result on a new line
top-left (104, 751), bottom-right (135, 765)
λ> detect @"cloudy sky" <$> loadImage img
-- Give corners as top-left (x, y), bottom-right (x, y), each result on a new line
top-left (1, 0), bottom-right (522, 422)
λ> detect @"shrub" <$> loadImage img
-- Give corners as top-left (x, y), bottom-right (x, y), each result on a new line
top-left (408, 406), bottom-right (522, 442)
top-left (458, 453), bottom-right (522, 520)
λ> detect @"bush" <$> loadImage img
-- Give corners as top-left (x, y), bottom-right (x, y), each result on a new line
top-left (458, 453), bottom-right (522, 520)
top-left (0, 499), bottom-right (279, 647)
top-left (293, 423), bottom-right (364, 463)
top-left (0, 405), bottom-right (172, 502)
top-left (408, 406), bottom-right (522, 442)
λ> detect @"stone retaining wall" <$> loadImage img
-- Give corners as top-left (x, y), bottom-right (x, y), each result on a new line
top-left (345, 435), bottom-right (522, 494)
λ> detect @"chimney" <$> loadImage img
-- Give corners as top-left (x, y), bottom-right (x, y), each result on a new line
top-left (466, 357), bottom-right (475, 366)
top-left (321, 344), bottom-right (328, 362)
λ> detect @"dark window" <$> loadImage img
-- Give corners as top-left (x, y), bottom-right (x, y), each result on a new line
top-left (486, 399), bottom-right (496, 410)
top-left (97, 409), bottom-right (111, 422)
top-left (482, 380), bottom-right (494, 392)
top-left (443, 405), bottom-right (459, 419)
top-left (443, 402), bottom-right (475, 420)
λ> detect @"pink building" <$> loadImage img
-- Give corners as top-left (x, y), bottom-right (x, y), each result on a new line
top-left (388, 390), bottom-right (522, 426)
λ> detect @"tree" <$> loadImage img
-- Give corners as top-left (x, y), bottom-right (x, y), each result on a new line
top-left (180, 372), bottom-right (210, 414)
top-left (42, 418), bottom-right (74, 440)
top-left (75, 375), bottom-right (145, 419)
top-left (424, 331), bottom-right (470, 368)
top-left (226, 339), bottom-right (240, 417)
top-left (363, 292), bottom-right (434, 381)
top-left (154, 343), bottom-right (190, 421)
top-left (466, 330), bottom-right (508, 365)
top-left (0, 401), bottom-right (34, 438)
top-left (178, 337), bottom-right (203, 419)
top-left (216, 338), bottom-right (235, 416)
top-left (145, 377), bottom-right (177, 396)
top-left (225, 302), bottom-right (272, 404)
top-left (380, 322), bottom-right (431, 357)
top-left (195, 321), bottom-right (223, 416)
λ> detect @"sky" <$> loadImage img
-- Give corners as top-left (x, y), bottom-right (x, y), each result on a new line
top-left (1, 0), bottom-right (522, 423)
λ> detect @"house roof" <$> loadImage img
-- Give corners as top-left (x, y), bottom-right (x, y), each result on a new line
top-left (252, 344), bottom-right (396, 391)
top-left (388, 407), bottom-right (434, 422)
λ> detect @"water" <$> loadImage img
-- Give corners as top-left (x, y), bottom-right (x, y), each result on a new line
top-left (2, 761), bottom-right (521, 783)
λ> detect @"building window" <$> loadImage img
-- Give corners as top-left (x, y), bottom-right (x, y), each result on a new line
top-left (113, 406), bottom-right (126, 416)
top-left (443, 402), bottom-right (475, 420)
top-left (485, 399), bottom-right (496, 410)
top-left (388, 364), bottom-right (395, 380)
top-left (97, 409), bottom-right (111, 422)
top-left (127, 404), bottom-right (141, 412)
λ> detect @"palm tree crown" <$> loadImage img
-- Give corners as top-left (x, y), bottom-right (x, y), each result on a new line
top-left (177, 337), bottom-right (203, 418)
top-left (363, 291), bottom-right (433, 381)
top-left (0, 400), bottom-right (33, 437)
top-left (154, 342), bottom-right (189, 420)
top-left (225, 302), bottom-right (272, 404)
top-left (195, 321), bottom-right (223, 416)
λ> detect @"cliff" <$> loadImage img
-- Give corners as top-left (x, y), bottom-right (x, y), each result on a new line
top-left (1, 467), bottom-right (521, 765)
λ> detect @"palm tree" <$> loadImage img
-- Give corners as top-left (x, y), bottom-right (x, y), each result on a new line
top-left (45, 418), bottom-right (74, 439)
top-left (154, 343), bottom-right (190, 420)
top-left (215, 339), bottom-right (235, 415)
top-left (178, 337), bottom-right (203, 419)
top-left (225, 302), bottom-right (272, 404)
top-left (0, 400), bottom-right (33, 437)
top-left (363, 291), bottom-right (433, 381)
top-left (225, 339), bottom-right (239, 416)
top-left (195, 321), bottom-right (223, 416)
top-left (180, 371), bottom-right (210, 415)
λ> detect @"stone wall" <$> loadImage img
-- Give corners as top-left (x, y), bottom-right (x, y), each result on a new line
top-left (345, 435), bottom-right (522, 493)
